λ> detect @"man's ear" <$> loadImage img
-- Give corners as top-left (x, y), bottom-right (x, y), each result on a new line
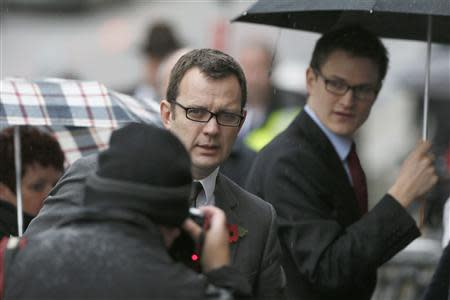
top-left (0, 183), bottom-right (16, 205)
top-left (238, 109), bottom-right (247, 132)
top-left (306, 67), bottom-right (317, 95)
top-left (160, 100), bottom-right (172, 129)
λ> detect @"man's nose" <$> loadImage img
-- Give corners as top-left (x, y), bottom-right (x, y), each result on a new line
top-left (340, 88), bottom-right (356, 107)
top-left (203, 116), bottom-right (220, 135)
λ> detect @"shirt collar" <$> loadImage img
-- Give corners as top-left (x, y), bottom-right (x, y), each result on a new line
top-left (195, 167), bottom-right (219, 205)
top-left (304, 105), bottom-right (352, 161)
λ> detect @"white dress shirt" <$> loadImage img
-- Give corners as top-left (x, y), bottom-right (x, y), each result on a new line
top-left (194, 167), bottom-right (219, 207)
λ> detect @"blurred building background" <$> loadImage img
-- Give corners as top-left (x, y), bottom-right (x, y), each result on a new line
top-left (1, 1), bottom-right (449, 298)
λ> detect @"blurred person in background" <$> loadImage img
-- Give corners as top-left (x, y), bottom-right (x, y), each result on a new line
top-left (246, 25), bottom-right (438, 300)
top-left (132, 21), bottom-right (182, 107)
top-left (4, 123), bottom-right (250, 299)
top-left (156, 48), bottom-right (192, 103)
top-left (237, 42), bottom-right (276, 139)
top-left (0, 126), bottom-right (64, 237)
top-left (236, 41), bottom-right (306, 152)
top-left (244, 60), bottom-right (308, 153)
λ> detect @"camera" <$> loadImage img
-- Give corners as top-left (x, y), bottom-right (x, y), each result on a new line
top-left (188, 207), bottom-right (205, 227)
top-left (168, 208), bottom-right (205, 273)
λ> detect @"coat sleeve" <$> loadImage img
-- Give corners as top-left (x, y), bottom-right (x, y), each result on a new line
top-left (262, 152), bottom-right (420, 296)
top-left (24, 155), bottom-right (97, 237)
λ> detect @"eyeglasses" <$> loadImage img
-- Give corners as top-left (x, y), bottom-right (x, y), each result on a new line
top-left (314, 69), bottom-right (379, 100)
top-left (171, 101), bottom-right (244, 127)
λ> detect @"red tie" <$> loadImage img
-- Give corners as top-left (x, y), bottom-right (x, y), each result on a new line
top-left (347, 143), bottom-right (368, 214)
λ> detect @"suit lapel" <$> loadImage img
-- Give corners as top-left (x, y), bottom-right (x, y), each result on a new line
top-left (295, 111), bottom-right (361, 220)
top-left (214, 174), bottom-right (240, 262)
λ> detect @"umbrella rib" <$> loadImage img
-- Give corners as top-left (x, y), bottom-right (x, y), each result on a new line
top-left (32, 82), bottom-right (51, 126)
top-left (76, 81), bottom-right (95, 127)
top-left (98, 82), bottom-right (116, 128)
top-left (11, 81), bottom-right (29, 124)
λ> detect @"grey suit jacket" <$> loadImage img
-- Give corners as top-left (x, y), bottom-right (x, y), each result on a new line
top-left (215, 174), bottom-right (285, 298)
top-left (26, 155), bottom-right (285, 299)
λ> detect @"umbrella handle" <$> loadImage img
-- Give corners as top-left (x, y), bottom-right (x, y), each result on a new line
top-left (14, 126), bottom-right (24, 237)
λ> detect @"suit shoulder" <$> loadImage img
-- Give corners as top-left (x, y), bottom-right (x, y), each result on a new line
top-left (219, 174), bottom-right (275, 214)
top-left (70, 154), bottom-right (98, 172)
top-left (256, 128), bottom-right (316, 172)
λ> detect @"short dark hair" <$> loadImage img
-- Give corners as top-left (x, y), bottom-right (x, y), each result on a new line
top-left (0, 126), bottom-right (65, 194)
top-left (310, 25), bottom-right (389, 84)
top-left (166, 48), bottom-right (247, 109)
top-left (142, 21), bottom-right (181, 59)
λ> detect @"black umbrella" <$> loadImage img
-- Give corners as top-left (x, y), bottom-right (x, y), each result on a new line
top-left (234, 0), bottom-right (450, 140)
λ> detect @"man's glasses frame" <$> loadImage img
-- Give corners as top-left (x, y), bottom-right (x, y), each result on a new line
top-left (314, 69), bottom-right (379, 101)
top-left (170, 100), bottom-right (244, 127)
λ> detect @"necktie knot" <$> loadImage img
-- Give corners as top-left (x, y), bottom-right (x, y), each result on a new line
top-left (189, 182), bottom-right (203, 207)
top-left (347, 143), bottom-right (368, 215)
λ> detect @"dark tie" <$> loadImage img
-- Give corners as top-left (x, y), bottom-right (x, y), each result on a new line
top-left (189, 182), bottom-right (203, 207)
top-left (347, 143), bottom-right (368, 214)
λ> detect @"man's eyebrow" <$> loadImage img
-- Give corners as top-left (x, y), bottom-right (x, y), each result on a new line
top-left (325, 74), bottom-right (347, 82)
top-left (328, 75), bottom-right (376, 87)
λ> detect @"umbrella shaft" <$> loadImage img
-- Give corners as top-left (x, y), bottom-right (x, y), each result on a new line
top-left (422, 15), bottom-right (432, 141)
top-left (14, 126), bottom-right (24, 237)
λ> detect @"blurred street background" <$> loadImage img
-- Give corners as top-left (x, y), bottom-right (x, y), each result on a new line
top-left (1, 1), bottom-right (449, 298)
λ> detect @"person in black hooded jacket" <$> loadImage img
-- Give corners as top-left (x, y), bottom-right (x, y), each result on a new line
top-left (3, 123), bottom-right (250, 300)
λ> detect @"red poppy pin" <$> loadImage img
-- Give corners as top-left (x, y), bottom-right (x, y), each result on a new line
top-left (227, 224), bottom-right (248, 243)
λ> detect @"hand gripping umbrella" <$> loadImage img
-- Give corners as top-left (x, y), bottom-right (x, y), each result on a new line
top-left (235, 0), bottom-right (450, 227)
top-left (0, 78), bottom-right (161, 236)
top-left (234, 0), bottom-right (450, 140)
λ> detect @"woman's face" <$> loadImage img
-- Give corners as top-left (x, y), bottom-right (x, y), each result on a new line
top-left (20, 162), bottom-right (62, 216)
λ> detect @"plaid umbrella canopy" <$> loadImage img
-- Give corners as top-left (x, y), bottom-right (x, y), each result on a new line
top-left (0, 78), bottom-right (161, 162)
top-left (0, 78), bottom-right (161, 235)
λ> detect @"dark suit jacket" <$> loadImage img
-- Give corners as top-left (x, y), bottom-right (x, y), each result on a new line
top-left (246, 110), bottom-right (421, 300)
top-left (25, 155), bottom-right (285, 299)
top-left (422, 243), bottom-right (450, 300)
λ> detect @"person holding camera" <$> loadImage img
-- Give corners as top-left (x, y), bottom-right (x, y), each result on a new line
top-left (3, 123), bottom-right (250, 300)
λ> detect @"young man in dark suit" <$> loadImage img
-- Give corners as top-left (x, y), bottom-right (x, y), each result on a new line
top-left (26, 49), bottom-right (285, 299)
top-left (246, 25), bottom-right (438, 300)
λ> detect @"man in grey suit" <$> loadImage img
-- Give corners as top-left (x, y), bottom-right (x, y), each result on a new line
top-left (26, 49), bottom-right (285, 299)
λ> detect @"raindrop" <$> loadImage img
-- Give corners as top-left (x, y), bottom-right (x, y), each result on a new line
top-left (242, 11), bottom-right (247, 16)
top-left (369, 9), bottom-right (373, 14)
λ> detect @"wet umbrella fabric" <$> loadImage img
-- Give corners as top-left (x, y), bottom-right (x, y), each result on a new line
top-left (0, 78), bottom-right (160, 235)
top-left (0, 78), bottom-right (160, 163)
top-left (234, 0), bottom-right (450, 44)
